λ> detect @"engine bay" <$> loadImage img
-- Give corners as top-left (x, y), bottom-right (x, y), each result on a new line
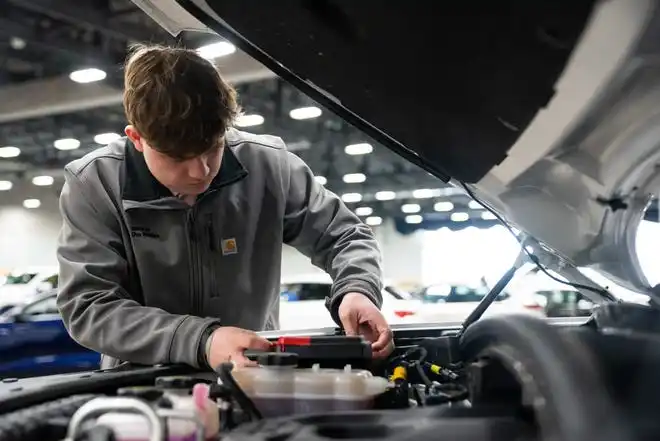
top-left (1, 302), bottom-right (660, 441)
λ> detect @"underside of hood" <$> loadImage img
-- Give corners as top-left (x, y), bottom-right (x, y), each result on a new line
top-left (177, 0), bottom-right (596, 183)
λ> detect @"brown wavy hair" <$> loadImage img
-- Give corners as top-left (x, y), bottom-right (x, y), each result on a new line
top-left (122, 43), bottom-right (240, 159)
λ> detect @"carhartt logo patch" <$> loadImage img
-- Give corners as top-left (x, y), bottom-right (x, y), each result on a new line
top-left (221, 238), bottom-right (238, 256)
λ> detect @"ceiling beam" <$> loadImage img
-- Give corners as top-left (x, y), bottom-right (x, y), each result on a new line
top-left (0, 17), bottom-right (114, 70)
top-left (0, 51), bottom-right (275, 123)
top-left (6, 0), bottom-right (174, 44)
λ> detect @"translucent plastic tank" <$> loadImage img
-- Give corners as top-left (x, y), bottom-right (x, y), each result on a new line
top-left (226, 354), bottom-right (389, 418)
top-left (93, 383), bottom-right (218, 441)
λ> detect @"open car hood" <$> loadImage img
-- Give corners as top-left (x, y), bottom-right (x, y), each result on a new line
top-left (132, 0), bottom-right (660, 301)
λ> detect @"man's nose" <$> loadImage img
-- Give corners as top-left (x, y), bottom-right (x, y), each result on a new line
top-left (188, 157), bottom-right (210, 179)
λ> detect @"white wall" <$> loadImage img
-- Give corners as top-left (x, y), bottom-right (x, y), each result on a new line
top-left (0, 184), bottom-right (427, 284)
top-left (281, 219), bottom-right (424, 285)
top-left (0, 181), bottom-right (61, 269)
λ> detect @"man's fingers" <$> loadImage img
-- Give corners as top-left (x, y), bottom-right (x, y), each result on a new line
top-left (342, 317), bottom-right (359, 336)
top-left (231, 353), bottom-right (258, 368)
top-left (235, 329), bottom-right (273, 350)
top-left (339, 307), bottom-right (359, 336)
top-left (370, 323), bottom-right (393, 351)
top-left (249, 335), bottom-right (273, 350)
top-left (372, 339), bottom-right (395, 359)
top-left (370, 324), bottom-right (394, 359)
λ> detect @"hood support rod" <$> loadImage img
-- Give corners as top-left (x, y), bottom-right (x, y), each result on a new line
top-left (457, 240), bottom-right (530, 336)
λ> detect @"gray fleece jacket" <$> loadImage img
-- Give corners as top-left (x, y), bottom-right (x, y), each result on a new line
top-left (56, 128), bottom-right (383, 369)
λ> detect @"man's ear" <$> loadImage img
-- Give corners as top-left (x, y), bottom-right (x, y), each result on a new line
top-left (125, 125), bottom-right (144, 152)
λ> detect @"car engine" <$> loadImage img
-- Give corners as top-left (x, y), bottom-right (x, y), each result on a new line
top-left (1, 303), bottom-right (660, 441)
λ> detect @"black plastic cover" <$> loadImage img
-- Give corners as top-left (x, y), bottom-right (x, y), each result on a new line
top-left (155, 376), bottom-right (203, 390)
top-left (257, 352), bottom-right (299, 367)
top-left (116, 386), bottom-right (164, 401)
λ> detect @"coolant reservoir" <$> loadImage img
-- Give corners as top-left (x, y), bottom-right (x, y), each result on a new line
top-left (227, 352), bottom-right (388, 417)
top-left (94, 383), bottom-right (217, 441)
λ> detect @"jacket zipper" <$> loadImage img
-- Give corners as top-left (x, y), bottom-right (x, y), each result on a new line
top-left (187, 189), bottom-right (222, 313)
top-left (206, 216), bottom-right (218, 297)
top-left (187, 208), bottom-right (202, 315)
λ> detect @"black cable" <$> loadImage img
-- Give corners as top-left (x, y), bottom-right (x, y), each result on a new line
top-left (216, 363), bottom-right (263, 420)
top-left (390, 346), bottom-right (427, 366)
top-left (459, 181), bottom-right (612, 298)
top-left (413, 361), bottom-right (432, 388)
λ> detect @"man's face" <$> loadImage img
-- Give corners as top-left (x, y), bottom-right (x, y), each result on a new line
top-left (125, 126), bottom-right (224, 196)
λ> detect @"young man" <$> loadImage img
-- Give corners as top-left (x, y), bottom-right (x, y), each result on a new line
top-left (56, 44), bottom-right (393, 370)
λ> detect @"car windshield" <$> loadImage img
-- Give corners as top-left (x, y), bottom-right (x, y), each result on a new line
top-left (422, 284), bottom-right (490, 304)
top-left (2, 273), bottom-right (37, 285)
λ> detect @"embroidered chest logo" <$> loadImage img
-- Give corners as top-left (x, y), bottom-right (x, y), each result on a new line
top-left (221, 238), bottom-right (238, 256)
top-left (130, 226), bottom-right (160, 239)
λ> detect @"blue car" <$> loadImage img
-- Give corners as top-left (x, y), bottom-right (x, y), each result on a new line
top-left (0, 292), bottom-right (100, 378)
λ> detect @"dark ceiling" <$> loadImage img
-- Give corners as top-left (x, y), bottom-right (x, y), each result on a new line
top-left (0, 0), bottom-right (540, 231)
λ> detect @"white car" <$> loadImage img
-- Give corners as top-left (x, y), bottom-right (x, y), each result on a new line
top-left (410, 283), bottom-right (546, 324)
top-left (278, 274), bottom-right (421, 330)
top-left (0, 266), bottom-right (59, 312)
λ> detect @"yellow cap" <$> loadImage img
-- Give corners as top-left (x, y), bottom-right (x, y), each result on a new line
top-left (389, 365), bottom-right (407, 382)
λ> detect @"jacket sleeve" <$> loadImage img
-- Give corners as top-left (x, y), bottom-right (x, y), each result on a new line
top-left (56, 167), bottom-right (220, 368)
top-left (281, 150), bottom-right (384, 324)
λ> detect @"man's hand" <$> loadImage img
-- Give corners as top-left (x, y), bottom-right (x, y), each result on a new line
top-left (338, 292), bottom-right (394, 359)
top-left (206, 326), bottom-right (272, 369)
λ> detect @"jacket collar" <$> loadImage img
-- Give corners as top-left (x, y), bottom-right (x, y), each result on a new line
top-left (121, 138), bottom-right (248, 202)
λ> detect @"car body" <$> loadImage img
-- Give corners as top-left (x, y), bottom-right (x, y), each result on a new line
top-left (0, 266), bottom-right (59, 312)
top-left (279, 273), bottom-right (420, 329)
top-left (411, 283), bottom-right (546, 323)
top-left (0, 292), bottom-right (100, 378)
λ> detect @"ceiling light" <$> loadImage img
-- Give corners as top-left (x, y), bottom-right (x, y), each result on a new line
top-left (10, 37), bottom-right (26, 50)
top-left (69, 68), bottom-right (107, 84)
top-left (0, 180), bottom-right (12, 191)
top-left (375, 191), bottom-right (396, 201)
top-left (54, 138), bottom-right (81, 150)
top-left (344, 143), bottom-right (373, 155)
top-left (481, 211), bottom-right (497, 220)
top-left (235, 114), bottom-right (265, 128)
top-left (289, 106), bottom-right (322, 120)
top-left (366, 216), bottom-right (382, 226)
top-left (196, 41), bottom-right (236, 59)
top-left (469, 200), bottom-right (484, 209)
top-left (405, 214), bottom-right (423, 224)
top-left (23, 199), bottom-right (41, 209)
top-left (314, 176), bottom-right (327, 185)
top-left (94, 132), bottom-right (121, 145)
top-left (342, 173), bottom-right (366, 183)
top-left (32, 175), bottom-right (54, 186)
top-left (412, 189), bottom-right (435, 199)
top-left (341, 193), bottom-right (362, 203)
top-left (355, 207), bottom-right (373, 216)
top-left (401, 203), bottom-right (421, 213)
top-left (434, 201), bottom-right (454, 212)
top-left (451, 212), bottom-right (469, 222)
top-left (0, 146), bottom-right (20, 158)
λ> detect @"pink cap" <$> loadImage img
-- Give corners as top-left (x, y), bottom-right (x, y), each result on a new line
top-left (192, 382), bottom-right (210, 411)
